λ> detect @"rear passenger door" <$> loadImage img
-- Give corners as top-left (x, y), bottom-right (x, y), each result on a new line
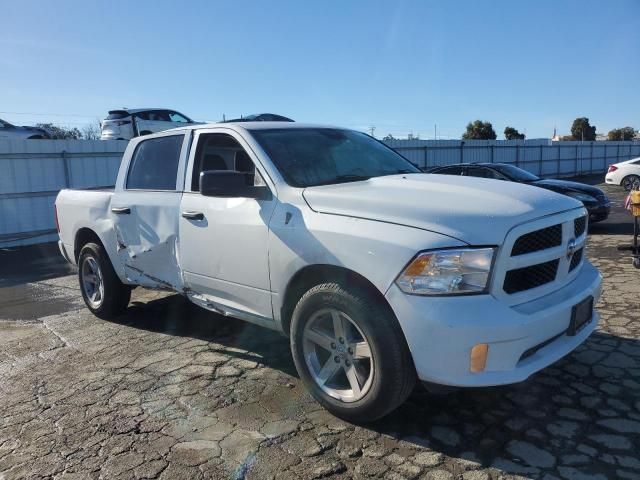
top-left (111, 131), bottom-right (189, 290)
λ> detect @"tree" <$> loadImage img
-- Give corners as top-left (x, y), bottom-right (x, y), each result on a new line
top-left (607, 127), bottom-right (636, 141)
top-left (407, 132), bottom-right (420, 140)
top-left (382, 134), bottom-right (396, 141)
top-left (81, 121), bottom-right (102, 140)
top-left (504, 126), bottom-right (525, 140)
top-left (462, 120), bottom-right (497, 140)
top-left (570, 117), bottom-right (596, 141)
top-left (36, 123), bottom-right (82, 140)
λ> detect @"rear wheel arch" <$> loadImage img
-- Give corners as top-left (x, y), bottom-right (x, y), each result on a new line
top-left (74, 228), bottom-right (105, 262)
top-left (280, 264), bottom-right (395, 337)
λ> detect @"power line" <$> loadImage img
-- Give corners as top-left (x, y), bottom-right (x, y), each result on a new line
top-left (0, 111), bottom-right (98, 118)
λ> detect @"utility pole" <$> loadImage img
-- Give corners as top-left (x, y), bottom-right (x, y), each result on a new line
top-left (434, 124), bottom-right (437, 140)
top-left (369, 126), bottom-right (376, 138)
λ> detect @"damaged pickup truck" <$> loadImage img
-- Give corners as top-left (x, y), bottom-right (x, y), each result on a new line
top-left (55, 123), bottom-right (602, 421)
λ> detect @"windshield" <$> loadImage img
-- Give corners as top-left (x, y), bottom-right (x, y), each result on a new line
top-left (491, 164), bottom-right (540, 182)
top-left (251, 128), bottom-right (420, 187)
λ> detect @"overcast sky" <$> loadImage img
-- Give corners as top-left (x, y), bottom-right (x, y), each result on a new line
top-left (1, 0), bottom-right (638, 139)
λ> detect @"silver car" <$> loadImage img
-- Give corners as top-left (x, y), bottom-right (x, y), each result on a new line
top-left (0, 118), bottom-right (51, 139)
top-left (100, 108), bottom-right (196, 140)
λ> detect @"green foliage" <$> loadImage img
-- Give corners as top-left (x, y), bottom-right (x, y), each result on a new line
top-left (462, 120), bottom-right (497, 140)
top-left (382, 134), bottom-right (396, 141)
top-left (570, 117), bottom-right (596, 141)
top-left (607, 127), bottom-right (636, 141)
top-left (504, 126), bottom-right (525, 140)
top-left (36, 123), bottom-right (82, 140)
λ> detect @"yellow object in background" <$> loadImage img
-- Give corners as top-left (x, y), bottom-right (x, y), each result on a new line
top-left (631, 191), bottom-right (640, 217)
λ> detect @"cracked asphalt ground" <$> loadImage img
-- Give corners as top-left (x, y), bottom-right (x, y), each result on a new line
top-left (1, 179), bottom-right (639, 480)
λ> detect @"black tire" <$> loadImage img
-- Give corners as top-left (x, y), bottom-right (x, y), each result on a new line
top-left (78, 242), bottom-right (131, 319)
top-left (622, 175), bottom-right (640, 191)
top-left (290, 282), bottom-right (416, 422)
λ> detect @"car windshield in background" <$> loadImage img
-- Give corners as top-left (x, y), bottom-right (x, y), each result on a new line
top-left (492, 164), bottom-right (540, 182)
top-left (252, 128), bottom-right (420, 187)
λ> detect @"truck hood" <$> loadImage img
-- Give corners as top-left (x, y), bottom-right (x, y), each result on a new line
top-left (302, 174), bottom-right (582, 245)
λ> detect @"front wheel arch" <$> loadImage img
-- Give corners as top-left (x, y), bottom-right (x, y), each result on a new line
top-left (280, 264), bottom-right (393, 338)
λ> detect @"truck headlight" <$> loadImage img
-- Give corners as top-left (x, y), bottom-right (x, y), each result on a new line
top-left (396, 248), bottom-right (495, 295)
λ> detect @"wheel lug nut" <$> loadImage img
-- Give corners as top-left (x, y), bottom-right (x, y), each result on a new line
top-left (339, 337), bottom-right (345, 344)
top-left (331, 343), bottom-right (336, 349)
top-left (334, 356), bottom-right (340, 363)
top-left (348, 347), bottom-right (353, 354)
top-left (345, 360), bottom-right (351, 367)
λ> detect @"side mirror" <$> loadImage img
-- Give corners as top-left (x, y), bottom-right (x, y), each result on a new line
top-left (200, 170), bottom-right (271, 200)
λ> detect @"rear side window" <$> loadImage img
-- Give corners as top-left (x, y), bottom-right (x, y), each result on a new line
top-left (433, 166), bottom-right (465, 175)
top-left (107, 110), bottom-right (129, 120)
top-left (468, 167), bottom-right (504, 179)
top-left (126, 135), bottom-right (183, 190)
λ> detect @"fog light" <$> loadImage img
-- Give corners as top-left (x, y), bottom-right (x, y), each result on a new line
top-left (470, 343), bottom-right (489, 373)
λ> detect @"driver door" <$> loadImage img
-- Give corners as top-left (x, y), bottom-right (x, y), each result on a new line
top-left (178, 129), bottom-right (277, 323)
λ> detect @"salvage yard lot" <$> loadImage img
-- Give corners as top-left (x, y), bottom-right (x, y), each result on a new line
top-left (1, 179), bottom-right (639, 480)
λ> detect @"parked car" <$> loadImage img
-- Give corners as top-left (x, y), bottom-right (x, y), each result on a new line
top-left (224, 113), bottom-right (294, 123)
top-left (100, 108), bottom-right (197, 140)
top-left (605, 157), bottom-right (640, 191)
top-left (55, 123), bottom-right (602, 422)
top-left (428, 163), bottom-right (610, 223)
top-left (0, 118), bottom-right (51, 139)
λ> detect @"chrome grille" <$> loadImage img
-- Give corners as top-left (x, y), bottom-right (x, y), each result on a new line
top-left (511, 224), bottom-right (562, 256)
top-left (503, 259), bottom-right (559, 294)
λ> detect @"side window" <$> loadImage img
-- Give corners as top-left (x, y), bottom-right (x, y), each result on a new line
top-left (168, 111), bottom-right (190, 123)
top-left (191, 133), bottom-right (260, 191)
top-left (126, 135), bottom-right (183, 190)
top-left (468, 167), bottom-right (503, 179)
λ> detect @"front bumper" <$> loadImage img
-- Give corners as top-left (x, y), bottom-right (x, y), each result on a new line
top-left (385, 261), bottom-right (602, 387)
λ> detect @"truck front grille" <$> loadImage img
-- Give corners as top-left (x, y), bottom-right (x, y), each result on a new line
top-left (503, 259), bottom-right (559, 294)
top-left (569, 248), bottom-right (583, 271)
top-left (574, 216), bottom-right (587, 237)
top-left (498, 210), bottom-right (587, 298)
top-left (511, 224), bottom-right (562, 256)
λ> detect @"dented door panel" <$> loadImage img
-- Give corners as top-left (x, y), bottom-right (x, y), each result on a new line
top-left (111, 191), bottom-right (184, 290)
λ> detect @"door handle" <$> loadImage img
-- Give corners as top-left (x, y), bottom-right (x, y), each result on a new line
top-left (111, 207), bottom-right (131, 214)
top-left (181, 211), bottom-right (204, 221)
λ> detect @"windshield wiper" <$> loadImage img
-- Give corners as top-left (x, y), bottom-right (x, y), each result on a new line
top-left (313, 175), bottom-right (371, 186)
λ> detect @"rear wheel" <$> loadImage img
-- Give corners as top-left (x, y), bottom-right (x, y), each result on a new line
top-left (622, 175), bottom-right (640, 191)
top-left (78, 242), bottom-right (131, 319)
top-left (290, 282), bottom-right (415, 422)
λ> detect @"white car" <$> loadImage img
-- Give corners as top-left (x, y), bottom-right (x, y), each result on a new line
top-left (55, 123), bottom-right (602, 421)
top-left (0, 118), bottom-right (51, 139)
top-left (100, 108), bottom-right (197, 140)
top-left (605, 157), bottom-right (640, 190)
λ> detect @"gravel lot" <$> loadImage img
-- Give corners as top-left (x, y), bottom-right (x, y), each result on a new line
top-left (1, 178), bottom-right (639, 480)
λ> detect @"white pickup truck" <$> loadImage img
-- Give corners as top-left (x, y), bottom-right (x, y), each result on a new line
top-left (55, 123), bottom-right (602, 421)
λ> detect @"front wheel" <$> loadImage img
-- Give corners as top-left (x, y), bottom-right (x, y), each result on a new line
top-left (78, 242), bottom-right (131, 319)
top-left (290, 283), bottom-right (415, 422)
top-left (622, 175), bottom-right (640, 191)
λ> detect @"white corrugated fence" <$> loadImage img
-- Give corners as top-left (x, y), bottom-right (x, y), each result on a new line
top-left (1, 137), bottom-right (639, 248)
top-left (0, 139), bottom-right (127, 248)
